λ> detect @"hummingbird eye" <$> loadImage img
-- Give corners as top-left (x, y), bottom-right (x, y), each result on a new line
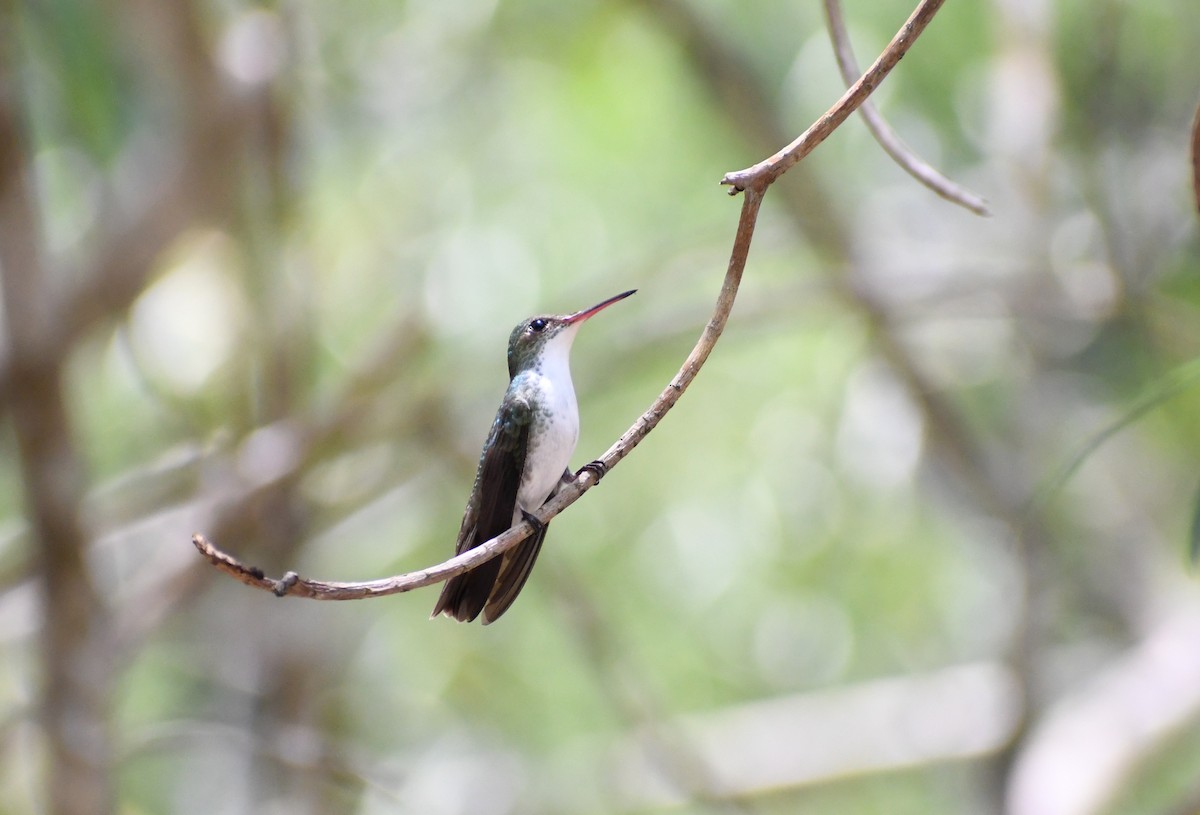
top-left (529, 318), bottom-right (547, 332)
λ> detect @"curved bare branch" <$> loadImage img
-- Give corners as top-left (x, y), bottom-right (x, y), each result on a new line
top-left (193, 186), bottom-right (766, 599)
top-left (723, 0), bottom-right (947, 193)
top-left (823, 0), bottom-right (990, 215)
top-left (194, 0), bottom-right (952, 601)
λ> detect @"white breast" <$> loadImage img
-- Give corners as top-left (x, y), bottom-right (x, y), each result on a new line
top-left (512, 343), bottom-right (580, 523)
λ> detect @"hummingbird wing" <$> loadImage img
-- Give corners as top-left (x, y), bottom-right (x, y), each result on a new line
top-left (432, 394), bottom-right (533, 622)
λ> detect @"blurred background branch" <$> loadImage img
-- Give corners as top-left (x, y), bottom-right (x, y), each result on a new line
top-left (0, 5), bottom-right (113, 812)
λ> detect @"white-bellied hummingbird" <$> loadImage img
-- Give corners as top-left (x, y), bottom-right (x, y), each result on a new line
top-left (432, 289), bottom-right (636, 624)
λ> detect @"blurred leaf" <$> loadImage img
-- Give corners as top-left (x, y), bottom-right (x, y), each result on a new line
top-left (24, 0), bottom-right (125, 157)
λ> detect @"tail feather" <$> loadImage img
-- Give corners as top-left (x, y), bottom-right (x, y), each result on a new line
top-left (482, 522), bottom-right (549, 624)
top-left (431, 556), bottom-right (503, 622)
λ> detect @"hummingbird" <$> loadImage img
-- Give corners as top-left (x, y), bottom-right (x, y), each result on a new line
top-left (432, 289), bottom-right (637, 624)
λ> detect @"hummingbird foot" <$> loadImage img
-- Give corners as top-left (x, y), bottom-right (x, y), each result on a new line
top-left (520, 508), bottom-right (547, 536)
top-left (576, 459), bottom-right (607, 483)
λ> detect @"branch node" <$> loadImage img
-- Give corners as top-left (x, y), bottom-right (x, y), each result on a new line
top-left (273, 571), bottom-right (300, 597)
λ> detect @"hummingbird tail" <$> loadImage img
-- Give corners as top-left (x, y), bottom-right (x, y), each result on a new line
top-left (481, 518), bottom-right (549, 624)
top-left (431, 556), bottom-right (503, 622)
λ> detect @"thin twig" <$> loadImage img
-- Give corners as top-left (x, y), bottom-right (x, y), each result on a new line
top-left (822, 0), bottom-right (990, 215)
top-left (722, 0), bottom-right (947, 193)
top-left (195, 0), bottom-right (952, 600)
top-left (1031, 355), bottom-right (1200, 521)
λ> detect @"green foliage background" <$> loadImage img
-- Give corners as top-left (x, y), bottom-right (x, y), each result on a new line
top-left (3, 0), bottom-right (1200, 813)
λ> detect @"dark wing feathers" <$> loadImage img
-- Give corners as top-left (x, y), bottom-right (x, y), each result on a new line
top-left (432, 395), bottom-right (532, 622)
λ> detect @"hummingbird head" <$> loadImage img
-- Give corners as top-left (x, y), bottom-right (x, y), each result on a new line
top-left (507, 289), bottom-right (636, 378)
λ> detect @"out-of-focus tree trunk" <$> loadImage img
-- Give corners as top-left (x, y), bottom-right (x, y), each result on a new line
top-left (0, 9), bottom-right (114, 814)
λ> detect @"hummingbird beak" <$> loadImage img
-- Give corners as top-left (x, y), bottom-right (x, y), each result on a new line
top-left (562, 289), bottom-right (637, 325)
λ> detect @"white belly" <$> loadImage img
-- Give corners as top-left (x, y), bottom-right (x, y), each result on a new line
top-left (512, 372), bottom-right (579, 523)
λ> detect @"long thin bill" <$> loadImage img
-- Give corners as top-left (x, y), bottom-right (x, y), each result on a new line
top-left (563, 289), bottom-right (637, 325)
